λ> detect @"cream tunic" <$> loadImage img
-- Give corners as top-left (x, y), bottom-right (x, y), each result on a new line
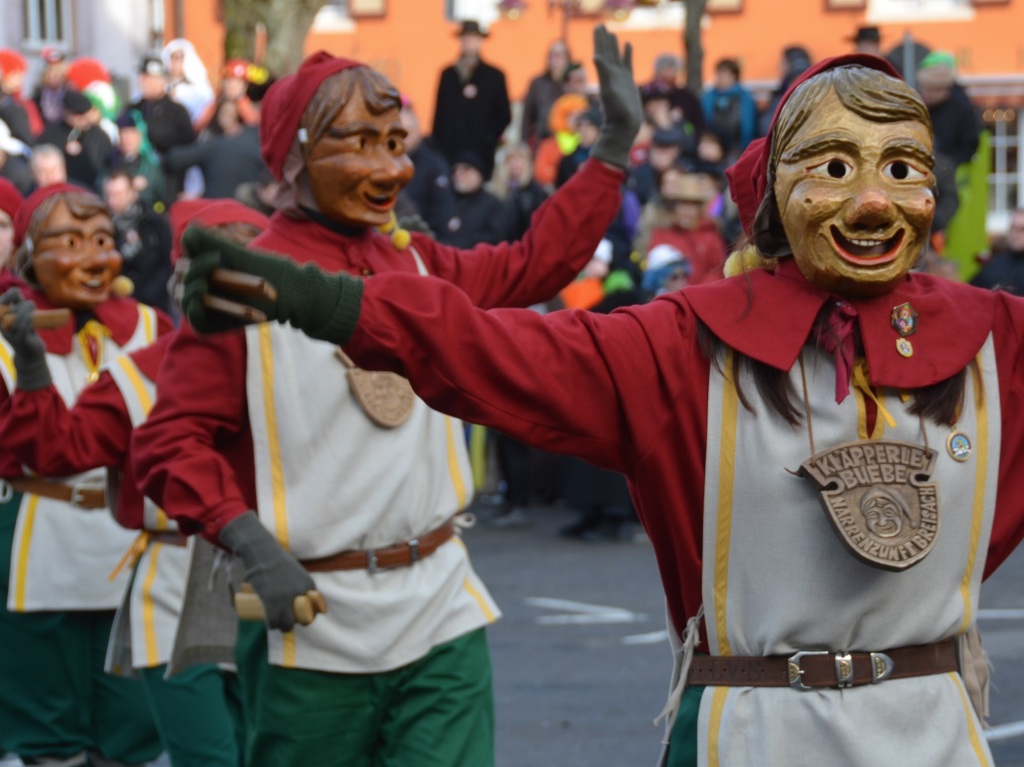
top-left (695, 341), bottom-right (1000, 766)
top-left (1, 305), bottom-right (160, 612)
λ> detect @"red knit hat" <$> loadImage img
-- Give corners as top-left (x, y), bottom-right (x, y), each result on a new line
top-left (13, 183), bottom-right (88, 249)
top-left (260, 51), bottom-right (364, 180)
top-left (0, 178), bottom-right (23, 222)
top-left (725, 54), bottom-right (902, 238)
top-left (168, 199), bottom-right (270, 265)
top-left (0, 49), bottom-right (27, 76)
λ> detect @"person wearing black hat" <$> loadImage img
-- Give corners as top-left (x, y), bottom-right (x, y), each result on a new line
top-left (431, 19), bottom-right (511, 181)
top-left (444, 150), bottom-right (507, 248)
top-left (849, 25), bottom-right (882, 55)
top-left (627, 124), bottom-right (687, 206)
top-left (31, 48), bottom-right (69, 131)
top-left (126, 55), bottom-right (195, 200)
top-left (38, 88), bottom-right (113, 190)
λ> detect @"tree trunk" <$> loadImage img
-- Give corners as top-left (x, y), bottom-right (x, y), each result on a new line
top-left (683, 0), bottom-right (707, 95)
top-left (222, 0), bottom-right (330, 76)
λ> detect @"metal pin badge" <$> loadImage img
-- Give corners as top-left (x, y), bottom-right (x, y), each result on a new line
top-left (896, 337), bottom-right (913, 358)
top-left (891, 302), bottom-right (918, 337)
top-left (946, 430), bottom-right (973, 462)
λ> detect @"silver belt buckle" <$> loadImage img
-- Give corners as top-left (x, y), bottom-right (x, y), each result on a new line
top-left (70, 482), bottom-right (93, 510)
top-left (869, 651), bottom-right (894, 683)
top-left (788, 650), bottom-right (829, 690)
top-left (366, 549), bottom-right (379, 574)
top-left (835, 652), bottom-right (854, 688)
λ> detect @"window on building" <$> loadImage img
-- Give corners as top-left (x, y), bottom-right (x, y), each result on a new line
top-left (867, 0), bottom-right (973, 23)
top-left (445, 0), bottom-right (499, 27)
top-left (313, 0), bottom-right (355, 32)
top-left (22, 0), bottom-right (73, 48)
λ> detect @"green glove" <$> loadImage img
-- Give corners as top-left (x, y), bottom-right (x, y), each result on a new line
top-left (590, 24), bottom-right (643, 170)
top-left (181, 226), bottom-right (365, 345)
top-left (0, 288), bottom-right (51, 392)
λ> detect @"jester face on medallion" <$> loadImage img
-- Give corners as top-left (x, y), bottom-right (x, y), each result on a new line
top-left (15, 188), bottom-right (123, 310)
top-left (768, 66), bottom-right (936, 297)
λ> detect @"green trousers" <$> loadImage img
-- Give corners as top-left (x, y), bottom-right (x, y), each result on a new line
top-left (139, 664), bottom-right (245, 767)
top-left (0, 493), bottom-right (161, 764)
top-left (236, 621), bottom-right (494, 767)
top-left (663, 684), bottom-right (704, 767)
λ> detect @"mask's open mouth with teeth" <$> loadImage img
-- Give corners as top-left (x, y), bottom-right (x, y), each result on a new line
top-left (830, 226), bottom-right (904, 266)
top-left (364, 191), bottom-right (397, 212)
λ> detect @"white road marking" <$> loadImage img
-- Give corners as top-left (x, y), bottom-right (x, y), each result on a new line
top-left (985, 720), bottom-right (1024, 742)
top-left (526, 596), bottom-right (647, 625)
top-left (621, 630), bottom-right (669, 645)
top-left (977, 608), bottom-right (1024, 621)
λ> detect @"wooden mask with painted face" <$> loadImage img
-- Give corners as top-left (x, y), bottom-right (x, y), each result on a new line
top-left (301, 67), bottom-right (414, 229)
top-left (17, 191), bottom-right (122, 310)
top-left (765, 66), bottom-right (936, 297)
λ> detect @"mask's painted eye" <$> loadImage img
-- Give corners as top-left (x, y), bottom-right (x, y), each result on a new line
top-left (884, 160), bottom-right (927, 181)
top-left (808, 159), bottom-right (853, 179)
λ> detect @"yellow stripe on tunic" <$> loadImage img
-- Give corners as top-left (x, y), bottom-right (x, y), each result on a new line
top-left (445, 416), bottom-right (468, 508)
top-left (13, 495), bottom-right (40, 611)
top-left (706, 687), bottom-right (730, 767)
top-left (115, 356), bottom-right (153, 414)
top-left (142, 543), bottom-right (163, 666)
top-left (257, 325), bottom-right (295, 665)
top-left (0, 342), bottom-right (15, 385)
top-left (713, 350), bottom-right (739, 656)
top-left (948, 672), bottom-right (992, 766)
top-left (452, 538), bottom-right (496, 622)
top-left (958, 357), bottom-right (989, 632)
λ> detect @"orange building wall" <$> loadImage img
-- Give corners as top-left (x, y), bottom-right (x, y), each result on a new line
top-left (177, 0), bottom-right (1024, 132)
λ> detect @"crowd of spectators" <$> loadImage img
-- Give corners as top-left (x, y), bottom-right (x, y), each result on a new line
top-left (0, 19), bottom-right (992, 542)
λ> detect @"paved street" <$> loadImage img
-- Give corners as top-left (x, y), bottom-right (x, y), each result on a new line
top-left (466, 501), bottom-right (1024, 767)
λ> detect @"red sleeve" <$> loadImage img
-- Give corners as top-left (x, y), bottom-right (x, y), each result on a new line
top-left (347, 272), bottom-right (692, 473)
top-left (984, 293), bottom-right (1024, 578)
top-left (131, 322), bottom-right (255, 540)
top-left (415, 159), bottom-right (625, 309)
top-left (155, 309), bottom-right (175, 336)
top-left (2, 375), bottom-right (132, 476)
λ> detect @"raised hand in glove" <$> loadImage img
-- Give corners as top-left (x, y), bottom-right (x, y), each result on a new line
top-left (181, 226), bottom-right (364, 343)
top-left (590, 24), bottom-right (643, 170)
top-left (0, 288), bottom-right (51, 392)
top-left (219, 510), bottom-right (323, 632)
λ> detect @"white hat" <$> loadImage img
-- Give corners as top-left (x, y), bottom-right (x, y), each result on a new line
top-left (645, 243), bottom-right (687, 272)
top-left (0, 120), bottom-right (29, 157)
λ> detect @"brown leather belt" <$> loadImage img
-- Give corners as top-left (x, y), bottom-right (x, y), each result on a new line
top-left (6, 477), bottom-right (107, 510)
top-left (146, 530), bottom-right (188, 548)
top-left (300, 520), bottom-right (456, 574)
top-left (686, 639), bottom-right (958, 690)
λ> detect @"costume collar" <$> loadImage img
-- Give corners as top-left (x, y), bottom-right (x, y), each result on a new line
top-left (17, 285), bottom-right (143, 355)
top-left (683, 257), bottom-right (995, 389)
top-left (257, 212), bottom-right (377, 270)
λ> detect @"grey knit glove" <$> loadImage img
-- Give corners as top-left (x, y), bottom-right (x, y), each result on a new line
top-left (219, 511), bottom-right (317, 632)
top-left (590, 25), bottom-right (643, 170)
top-left (0, 288), bottom-right (51, 392)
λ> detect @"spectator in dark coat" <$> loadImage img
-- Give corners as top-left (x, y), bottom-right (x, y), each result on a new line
top-left (396, 102), bottom-right (454, 239)
top-left (106, 110), bottom-right (167, 211)
top-left (0, 119), bottom-right (33, 194)
top-left (492, 143), bottom-right (548, 242)
top-left (915, 52), bottom-right (981, 168)
top-left (443, 150), bottom-right (507, 248)
top-left (0, 49), bottom-right (42, 141)
top-left (127, 55), bottom-right (196, 199)
top-left (971, 209), bottom-right (1024, 295)
top-left (431, 20), bottom-right (511, 181)
top-left (639, 53), bottom-right (704, 139)
top-left (759, 45), bottom-right (812, 137)
top-left (520, 40), bottom-right (570, 152)
top-left (164, 99), bottom-right (267, 199)
top-left (102, 169), bottom-right (174, 314)
top-left (38, 89), bottom-right (112, 190)
top-left (31, 48), bottom-right (69, 130)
